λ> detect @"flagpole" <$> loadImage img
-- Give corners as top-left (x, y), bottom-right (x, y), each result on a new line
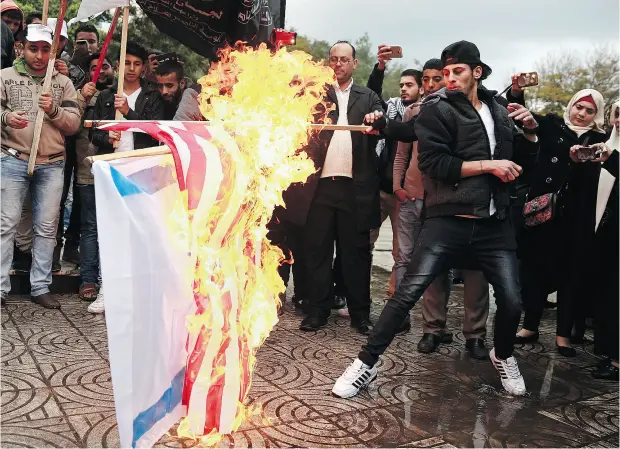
top-left (42, 0), bottom-right (49, 24)
top-left (27, 0), bottom-right (68, 175)
top-left (113, 6), bottom-right (130, 150)
top-left (83, 120), bottom-right (369, 132)
top-left (91, 7), bottom-right (122, 84)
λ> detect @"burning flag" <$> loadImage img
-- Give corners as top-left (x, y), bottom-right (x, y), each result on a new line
top-left (95, 43), bottom-right (335, 447)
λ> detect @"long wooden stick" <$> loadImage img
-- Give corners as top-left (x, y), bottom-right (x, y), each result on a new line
top-left (83, 120), bottom-right (368, 132)
top-left (113, 6), bottom-right (130, 149)
top-left (85, 145), bottom-right (171, 166)
top-left (42, 0), bottom-right (49, 24)
top-left (27, 0), bottom-right (68, 175)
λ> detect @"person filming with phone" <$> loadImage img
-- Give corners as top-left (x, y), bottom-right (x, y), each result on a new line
top-left (514, 89), bottom-right (610, 358)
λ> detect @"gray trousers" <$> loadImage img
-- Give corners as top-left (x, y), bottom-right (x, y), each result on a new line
top-left (395, 198), bottom-right (490, 339)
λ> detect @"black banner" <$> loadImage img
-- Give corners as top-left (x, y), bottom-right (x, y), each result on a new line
top-left (135, 0), bottom-right (283, 60)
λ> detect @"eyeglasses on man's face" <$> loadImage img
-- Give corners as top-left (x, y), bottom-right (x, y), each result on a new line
top-left (329, 57), bottom-right (353, 65)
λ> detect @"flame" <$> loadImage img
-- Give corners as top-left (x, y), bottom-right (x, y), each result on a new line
top-left (174, 43), bottom-right (334, 444)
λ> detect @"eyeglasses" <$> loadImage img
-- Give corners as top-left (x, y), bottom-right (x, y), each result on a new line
top-left (328, 57), bottom-right (353, 65)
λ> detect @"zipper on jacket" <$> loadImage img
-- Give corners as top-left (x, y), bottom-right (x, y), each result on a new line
top-left (465, 98), bottom-right (493, 212)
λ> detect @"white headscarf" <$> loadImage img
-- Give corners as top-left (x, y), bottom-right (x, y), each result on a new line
top-left (595, 100), bottom-right (619, 231)
top-left (606, 101), bottom-right (619, 151)
top-left (563, 89), bottom-right (606, 137)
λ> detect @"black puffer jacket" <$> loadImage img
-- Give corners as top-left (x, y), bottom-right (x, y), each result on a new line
top-left (411, 87), bottom-right (538, 219)
top-left (90, 79), bottom-right (165, 155)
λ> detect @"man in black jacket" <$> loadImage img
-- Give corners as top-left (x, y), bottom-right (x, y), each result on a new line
top-left (297, 41), bottom-right (383, 335)
top-left (91, 41), bottom-right (164, 154)
top-left (332, 41), bottom-right (538, 398)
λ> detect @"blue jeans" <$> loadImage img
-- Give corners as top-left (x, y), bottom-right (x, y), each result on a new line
top-left (77, 184), bottom-right (99, 285)
top-left (1, 155), bottom-right (64, 297)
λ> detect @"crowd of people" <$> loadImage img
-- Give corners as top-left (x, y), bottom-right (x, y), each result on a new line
top-left (1, 0), bottom-right (618, 400)
top-left (1, 3), bottom-right (189, 314)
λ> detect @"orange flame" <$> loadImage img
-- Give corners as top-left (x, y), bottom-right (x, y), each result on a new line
top-left (174, 43), bottom-right (334, 445)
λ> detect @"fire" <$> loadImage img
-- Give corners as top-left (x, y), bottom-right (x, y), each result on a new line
top-left (175, 43), bottom-right (335, 444)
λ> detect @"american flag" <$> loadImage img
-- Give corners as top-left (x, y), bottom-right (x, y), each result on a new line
top-left (97, 121), bottom-right (252, 437)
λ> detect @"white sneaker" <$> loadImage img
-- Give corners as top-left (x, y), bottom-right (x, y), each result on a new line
top-left (332, 358), bottom-right (377, 398)
top-left (490, 348), bottom-right (526, 396)
top-left (87, 288), bottom-right (105, 314)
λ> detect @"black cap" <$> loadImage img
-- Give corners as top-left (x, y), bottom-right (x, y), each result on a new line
top-left (440, 41), bottom-right (492, 78)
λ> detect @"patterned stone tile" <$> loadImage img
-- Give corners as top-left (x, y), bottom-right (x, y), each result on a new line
top-left (1, 387), bottom-right (63, 423)
top-left (538, 392), bottom-right (619, 439)
top-left (0, 417), bottom-right (81, 447)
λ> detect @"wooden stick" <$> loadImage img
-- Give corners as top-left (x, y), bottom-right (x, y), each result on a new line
top-left (85, 145), bottom-right (171, 166)
top-left (83, 120), bottom-right (368, 132)
top-left (27, 0), bottom-right (68, 175)
top-left (112, 6), bottom-right (130, 149)
top-left (42, 0), bottom-right (49, 24)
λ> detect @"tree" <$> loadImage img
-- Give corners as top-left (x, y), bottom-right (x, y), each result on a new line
top-left (528, 45), bottom-right (619, 123)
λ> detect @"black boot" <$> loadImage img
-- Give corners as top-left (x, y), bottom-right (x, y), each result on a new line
top-left (52, 245), bottom-right (62, 273)
top-left (417, 332), bottom-right (452, 354)
top-left (465, 338), bottom-right (489, 360)
top-left (62, 241), bottom-right (80, 265)
top-left (592, 360), bottom-right (619, 381)
top-left (12, 245), bottom-right (32, 274)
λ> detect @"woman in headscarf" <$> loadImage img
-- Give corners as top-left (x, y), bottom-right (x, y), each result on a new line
top-left (566, 101), bottom-right (618, 379)
top-left (514, 89), bottom-right (609, 357)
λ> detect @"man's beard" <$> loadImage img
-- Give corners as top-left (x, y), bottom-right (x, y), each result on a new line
top-left (95, 78), bottom-right (113, 91)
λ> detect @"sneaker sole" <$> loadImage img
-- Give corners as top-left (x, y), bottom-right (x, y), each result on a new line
top-left (331, 373), bottom-right (377, 399)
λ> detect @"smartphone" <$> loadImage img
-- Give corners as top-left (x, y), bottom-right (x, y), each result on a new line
top-left (387, 46), bottom-right (403, 58)
top-left (575, 145), bottom-right (600, 161)
top-left (75, 39), bottom-right (88, 47)
top-left (155, 52), bottom-right (178, 64)
top-left (517, 72), bottom-right (538, 88)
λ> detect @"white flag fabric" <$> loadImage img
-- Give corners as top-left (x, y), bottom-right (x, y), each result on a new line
top-left (93, 155), bottom-right (195, 448)
top-left (75, 0), bottom-right (129, 21)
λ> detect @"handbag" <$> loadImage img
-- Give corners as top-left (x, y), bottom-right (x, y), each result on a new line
top-left (522, 136), bottom-right (590, 228)
top-left (522, 192), bottom-right (560, 227)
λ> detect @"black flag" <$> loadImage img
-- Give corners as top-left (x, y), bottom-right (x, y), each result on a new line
top-left (135, 0), bottom-right (284, 60)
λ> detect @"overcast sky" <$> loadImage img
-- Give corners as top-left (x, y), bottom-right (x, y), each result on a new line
top-left (285, 0), bottom-right (620, 92)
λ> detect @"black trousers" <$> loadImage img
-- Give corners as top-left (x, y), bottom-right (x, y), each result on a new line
top-left (303, 178), bottom-right (371, 322)
top-left (56, 136), bottom-right (80, 247)
top-left (359, 216), bottom-right (522, 365)
top-left (267, 215), bottom-right (307, 301)
top-left (520, 259), bottom-right (573, 338)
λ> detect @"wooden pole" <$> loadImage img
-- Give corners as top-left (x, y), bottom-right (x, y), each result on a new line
top-left (83, 120), bottom-right (369, 132)
top-left (27, 0), bottom-right (68, 175)
top-left (113, 6), bottom-right (130, 149)
top-left (85, 145), bottom-right (171, 167)
top-left (42, 0), bottom-right (49, 24)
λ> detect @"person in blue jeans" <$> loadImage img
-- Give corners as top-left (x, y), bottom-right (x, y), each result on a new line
top-left (74, 54), bottom-right (115, 306)
top-left (1, 24), bottom-right (81, 308)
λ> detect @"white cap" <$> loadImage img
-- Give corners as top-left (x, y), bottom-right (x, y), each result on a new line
top-left (24, 24), bottom-right (54, 45)
top-left (47, 18), bottom-right (69, 39)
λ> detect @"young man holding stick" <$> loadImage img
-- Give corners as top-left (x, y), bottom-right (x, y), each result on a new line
top-left (0, 24), bottom-right (81, 308)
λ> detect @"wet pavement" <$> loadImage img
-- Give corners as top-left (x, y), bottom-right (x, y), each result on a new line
top-left (1, 221), bottom-right (618, 447)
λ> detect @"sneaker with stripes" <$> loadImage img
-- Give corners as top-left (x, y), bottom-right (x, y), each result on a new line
top-left (490, 348), bottom-right (526, 396)
top-left (332, 358), bottom-right (377, 398)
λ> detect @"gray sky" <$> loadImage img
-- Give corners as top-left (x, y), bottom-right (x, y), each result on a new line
top-left (285, 0), bottom-right (620, 92)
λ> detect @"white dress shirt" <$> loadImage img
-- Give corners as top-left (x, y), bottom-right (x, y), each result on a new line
top-left (321, 79), bottom-right (354, 178)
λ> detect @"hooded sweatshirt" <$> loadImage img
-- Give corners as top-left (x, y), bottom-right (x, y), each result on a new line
top-left (1, 57), bottom-right (81, 163)
top-left (0, 0), bottom-right (24, 36)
